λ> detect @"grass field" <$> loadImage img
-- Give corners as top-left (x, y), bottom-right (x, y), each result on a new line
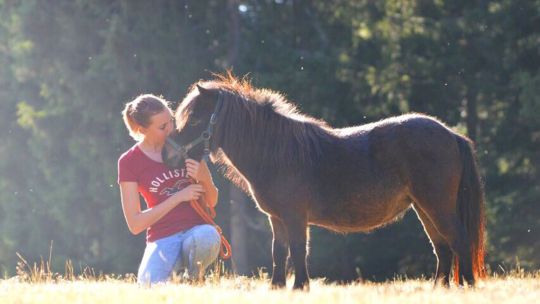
top-left (1, 272), bottom-right (539, 304)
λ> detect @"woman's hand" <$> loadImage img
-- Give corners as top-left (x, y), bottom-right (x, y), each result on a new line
top-left (120, 181), bottom-right (204, 235)
top-left (185, 158), bottom-right (219, 207)
top-left (185, 158), bottom-right (202, 181)
top-left (173, 183), bottom-right (205, 203)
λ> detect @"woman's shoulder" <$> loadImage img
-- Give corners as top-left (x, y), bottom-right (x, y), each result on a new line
top-left (117, 144), bottom-right (143, 182)
top-left (118, 143), bottom-right (141, 164)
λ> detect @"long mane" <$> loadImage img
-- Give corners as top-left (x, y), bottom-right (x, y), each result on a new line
top-left (179, 73), bottom-right (334, 190)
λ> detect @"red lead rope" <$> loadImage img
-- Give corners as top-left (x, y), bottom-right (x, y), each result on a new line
top-left (188, 182), bottom-right (232, 260)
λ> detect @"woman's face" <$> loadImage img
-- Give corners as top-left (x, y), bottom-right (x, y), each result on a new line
top-left (140, 110), bottom-right (174, 144)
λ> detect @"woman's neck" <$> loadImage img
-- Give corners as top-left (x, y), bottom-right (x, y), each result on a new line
top-left (138, 139), bottom-right (163, 153)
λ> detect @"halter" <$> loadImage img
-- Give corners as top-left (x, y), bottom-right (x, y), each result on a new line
top-left (164, 91), bottom-right (232, 260)
top-left (166, 91), bottom-right (223, 162)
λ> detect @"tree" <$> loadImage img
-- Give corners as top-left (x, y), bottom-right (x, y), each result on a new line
top-left (1, 0), bottom-right (538, 280)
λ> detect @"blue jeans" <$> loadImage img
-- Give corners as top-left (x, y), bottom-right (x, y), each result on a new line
top-left (137, 224), bottom-right (221, 285)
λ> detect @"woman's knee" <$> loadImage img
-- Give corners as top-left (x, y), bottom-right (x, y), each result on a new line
top-left (182, 225), bottom-right (220, 270)
top-left (193, 224), bottom-right (221, 248)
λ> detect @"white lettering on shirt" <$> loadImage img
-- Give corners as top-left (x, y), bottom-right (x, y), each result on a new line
top-left (148, 169), bottom-right (186, 193)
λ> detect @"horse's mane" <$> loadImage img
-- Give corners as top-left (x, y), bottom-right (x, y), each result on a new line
top-left (187, 72), bottom-right (330, 127)
top-left (180, 72), bottom-right (333, 190)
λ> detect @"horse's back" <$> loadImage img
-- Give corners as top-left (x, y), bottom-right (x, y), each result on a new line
top-left (358, 113), bottom-right (461, 180)
top-left (308, 113), bottom-right (462, 231)
top-left (332, 113), bottom-right (458, 168)
top-left (334, 113), bottom-right (451, 136)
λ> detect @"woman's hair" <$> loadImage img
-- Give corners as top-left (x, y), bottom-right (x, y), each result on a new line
top-left (122, 94), bottom-right (173, 141)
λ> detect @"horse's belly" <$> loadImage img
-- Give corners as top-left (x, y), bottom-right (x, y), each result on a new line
top-left (308, 196), bottom-right (412, 233)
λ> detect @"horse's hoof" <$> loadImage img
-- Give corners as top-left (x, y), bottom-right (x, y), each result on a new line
top-left (270, 281), bottom-right (286, 289)
top-left (292, 282), bottom-right (310, 291)
top-left (433, 278), bottom-right (450, 288)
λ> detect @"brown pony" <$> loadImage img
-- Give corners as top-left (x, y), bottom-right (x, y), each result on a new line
top-left (162, 73), bottom-right (486, 290)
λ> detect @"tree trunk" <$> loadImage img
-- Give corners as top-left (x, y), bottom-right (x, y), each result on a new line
top-left (466, 86), bottom-right (478, 142)
top-left (230, 187), bottom-right (249, 274)
top-left (226, 0), bottom-right (249, 275)
top-left (226, 0), bottom-right (240, 68)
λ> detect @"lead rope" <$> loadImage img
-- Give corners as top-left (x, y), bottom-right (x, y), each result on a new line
top-left (188, 179), bottom-right (232, 260)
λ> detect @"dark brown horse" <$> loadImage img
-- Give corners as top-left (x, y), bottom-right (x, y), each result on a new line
top-left (163, 73), bottom-right (486, 290)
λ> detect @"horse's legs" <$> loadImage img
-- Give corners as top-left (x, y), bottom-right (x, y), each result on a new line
top-left (269, 216), bottom-right (289, 288)
top-left (410, 167), bottom-right (475, 286)
top-left (282, 215), bottom-right (309, 290)
top-left (414, 200), bottom-right (474, 286)
top-left (437, 217), bottom-right (473, 286)
top-left (413, 206), bottom-right (454, 286)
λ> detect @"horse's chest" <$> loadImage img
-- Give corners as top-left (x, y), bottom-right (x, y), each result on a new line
top-left (250, 190), bottom-right (285, 217)
top-left (251, 196), bottom-right (277, 216)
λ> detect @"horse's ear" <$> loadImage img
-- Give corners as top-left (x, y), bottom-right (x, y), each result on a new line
top-left (196, 84), bottom-right (210, 95)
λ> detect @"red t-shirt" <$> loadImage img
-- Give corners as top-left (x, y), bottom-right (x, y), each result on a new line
top-left (117, 144), bottom-right (205, 243)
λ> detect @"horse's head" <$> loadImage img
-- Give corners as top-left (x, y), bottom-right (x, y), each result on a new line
top-left (162, 84), bottom-right (222, 168)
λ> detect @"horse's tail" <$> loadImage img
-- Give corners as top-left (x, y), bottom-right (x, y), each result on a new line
top-left (453, 135), bottom-right (486, 283)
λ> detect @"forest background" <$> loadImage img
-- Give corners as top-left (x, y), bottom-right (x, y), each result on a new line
top-left (0, 0), bottom-right (538, 281)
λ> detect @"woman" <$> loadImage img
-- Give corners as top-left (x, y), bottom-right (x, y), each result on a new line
top-left (117, 94), bottom-right (221, 285)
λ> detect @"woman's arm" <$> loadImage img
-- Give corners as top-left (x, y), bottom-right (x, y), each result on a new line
top-left (119, 181), bottom-right (204, 235)
top-left (186, 159), bottom-right (219, 207)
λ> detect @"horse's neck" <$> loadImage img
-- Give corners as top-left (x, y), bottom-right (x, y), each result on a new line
top-left (216, 102), bottom-right (328, 181)
top-left (219, 131), bottom-right (261, 180)
top-left (216, 103), bottom-right (276, 178)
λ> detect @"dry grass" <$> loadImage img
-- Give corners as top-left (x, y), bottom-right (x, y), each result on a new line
top-left (1, 275), bottom-right (539, 304)
top-left (1, 262), bottom-right (539, 304)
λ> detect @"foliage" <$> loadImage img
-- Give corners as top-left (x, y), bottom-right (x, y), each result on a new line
top-left (0, 0), bottom-right (538, 280)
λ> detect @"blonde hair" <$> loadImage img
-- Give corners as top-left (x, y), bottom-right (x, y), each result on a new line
top-left (121, 94), bottom-right (173, 141)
